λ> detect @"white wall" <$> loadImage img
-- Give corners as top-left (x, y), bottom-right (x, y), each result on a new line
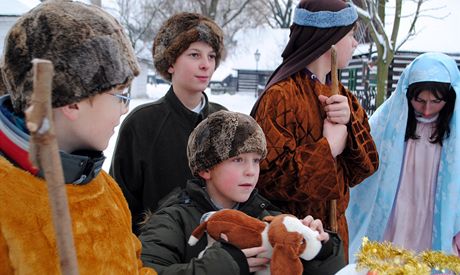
top-left (131, 60), bottom-right (150, 98)
top-left (0, 16), bottom-right (19, 55)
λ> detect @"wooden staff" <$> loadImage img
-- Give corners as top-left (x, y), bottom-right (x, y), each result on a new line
top-left (25, 59), bottom-right (79, 275)
top-left (329, 45), bottom-right (339, 233)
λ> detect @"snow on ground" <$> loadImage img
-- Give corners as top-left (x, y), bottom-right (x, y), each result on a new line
top-left (102, 84), bottom-right (258, 171)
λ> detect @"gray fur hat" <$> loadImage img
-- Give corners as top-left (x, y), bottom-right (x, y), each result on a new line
top-left (153, 12), bottom-right (224, 82)
top-left (1, 0), bottom-right (140, 112)
top-left (187, 110), bottom-right (267, 176)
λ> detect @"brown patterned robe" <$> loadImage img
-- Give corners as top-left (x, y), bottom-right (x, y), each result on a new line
top-left (253, 71), bottom-right (379, 258)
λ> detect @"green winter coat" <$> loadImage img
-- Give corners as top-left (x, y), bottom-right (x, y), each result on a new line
top-left (139, 179), bottom-right (345, 275)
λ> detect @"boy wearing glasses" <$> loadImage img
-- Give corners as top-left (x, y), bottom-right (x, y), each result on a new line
top-left (0, 1), bottom-right (156, 273)
top-left (109, 89), bottom-right (132, 107)
top-left (111, 12), bottom-right (227, 234)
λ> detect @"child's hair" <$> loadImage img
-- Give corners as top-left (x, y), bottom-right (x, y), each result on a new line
top-left (152, 12), bottom-right (224, 82)
top-left (405, 81), bottom-right (456, 145)
top-left (1, 0), bottom-right (139, 113)
top-left (187, 110), bottom-right (267, 177)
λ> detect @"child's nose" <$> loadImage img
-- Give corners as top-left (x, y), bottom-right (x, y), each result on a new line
top-left (200, 58), bottom-right (211, 70)
top-left (245, 162), bottom-right (257, 176)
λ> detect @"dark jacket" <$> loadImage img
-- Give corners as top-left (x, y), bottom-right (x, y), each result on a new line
top-left (110, 88), bottom-right (226, 234)
top-left (139, 179), bottom-right (345, 275)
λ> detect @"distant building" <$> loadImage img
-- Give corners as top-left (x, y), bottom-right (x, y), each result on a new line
top-left (130, 54), bottom-right (153, 99)
top-left (210, 69), bottom-right (271, 97)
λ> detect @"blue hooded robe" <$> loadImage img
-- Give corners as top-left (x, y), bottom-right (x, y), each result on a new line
top-left (346, 52), bottom-right (460, 262)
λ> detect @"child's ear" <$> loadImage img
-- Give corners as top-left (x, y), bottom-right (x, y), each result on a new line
top-left (58, 103), bottom-right (80, 121)
top-left (198, 169), bottom-right (211, 180)
top-left (167, 65), bottom-right (174, 74)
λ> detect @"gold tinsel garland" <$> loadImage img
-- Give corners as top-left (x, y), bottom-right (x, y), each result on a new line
top-left (420, 250), bottom-right (460, 273)
top-left (355, 237), bottom-right (460, 274)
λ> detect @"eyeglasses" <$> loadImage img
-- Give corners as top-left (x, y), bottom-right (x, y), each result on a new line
top-left (108, 90), bottom-right (131, 107)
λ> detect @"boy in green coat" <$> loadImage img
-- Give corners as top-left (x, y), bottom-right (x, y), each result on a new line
top-left (139, 110), bottom-right (345, 274)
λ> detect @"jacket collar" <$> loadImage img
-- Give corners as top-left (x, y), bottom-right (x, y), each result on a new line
top-left (0, 95), bottom-right (105, 184)
top-left (164, 87), bottom-right (211, 126)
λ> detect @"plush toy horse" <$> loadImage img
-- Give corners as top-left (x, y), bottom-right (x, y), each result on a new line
top-left (188, 209), bottom-right (322, 275)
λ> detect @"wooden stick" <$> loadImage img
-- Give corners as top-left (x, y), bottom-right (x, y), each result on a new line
top-left (330, 45), bottom-right (340, 95)
top-left (329, 45), bottom-right (339, 233)
top-left (25, 59), bottom-right (79, 275)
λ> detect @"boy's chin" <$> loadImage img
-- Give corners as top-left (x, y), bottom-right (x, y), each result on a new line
top-left (236, 194), bottom-right (253, 203)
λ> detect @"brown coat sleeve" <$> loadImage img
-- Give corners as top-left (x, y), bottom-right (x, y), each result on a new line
top-left (339, 87), bottom-right (379, 188)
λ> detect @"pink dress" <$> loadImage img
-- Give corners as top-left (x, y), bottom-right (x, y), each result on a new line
top-left (383, 119), bottom-right (441, 252)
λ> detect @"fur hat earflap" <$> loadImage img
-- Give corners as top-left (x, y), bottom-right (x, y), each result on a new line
top-left (187, 110), bottom-right (267, 176)
top-left (1, 0), bottom-right (140, 112)
top-left (153, 12), bottom-right (224, 82)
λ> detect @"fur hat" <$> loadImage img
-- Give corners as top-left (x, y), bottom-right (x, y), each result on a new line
top-left (1, 0), bottom-right (140, 112)
top-left (187, 110), bottom-right (267, 176)
top-left (153, 12), bottom-right (224, 82)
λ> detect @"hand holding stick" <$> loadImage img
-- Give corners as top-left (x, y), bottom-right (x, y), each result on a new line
top-left (25, 59), bottom-right (79, 275)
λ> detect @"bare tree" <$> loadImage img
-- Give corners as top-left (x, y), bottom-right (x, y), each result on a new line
top-left (263, 0), bottom-right (295, 28)
top-left (115, 0), bottom-right (170, 55)
top-left (112, 0), bottom-right (284, 57)
top-left (192, 0), bottom-right (267, 48)
top-left (356, 0), bottom-right (438, 107)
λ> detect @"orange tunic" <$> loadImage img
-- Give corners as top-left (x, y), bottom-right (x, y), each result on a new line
top-left (253, 72), bottom-right (379, 258)
top-left (0, 157), bottom-right (156, 275)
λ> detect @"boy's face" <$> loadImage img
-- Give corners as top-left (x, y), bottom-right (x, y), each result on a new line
top-left (168, 41), bottom-right (216, 94)
top-left (335, 28), bottom-right (358, 69)
top-left (62, 87), bottom-right (129, 152)
top-left (199, 152), bottom-right (261, 209)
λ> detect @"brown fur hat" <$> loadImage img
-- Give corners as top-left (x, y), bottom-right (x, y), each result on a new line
top-left (1, 0), bottom-right (140, 112)
top-left (0, 68), bottom-right (5, 96)
top-left (153, 12), bottom-right (224, 82)
top-left (187, 110), bottom-right (267, 176)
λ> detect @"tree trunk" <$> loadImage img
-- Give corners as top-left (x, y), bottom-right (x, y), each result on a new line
top-left (375, 58), bottom-right (389, 107)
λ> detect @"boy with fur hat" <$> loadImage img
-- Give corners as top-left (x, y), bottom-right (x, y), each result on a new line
top-left (250, 0), bottom-right (379, 259)
top-left (139, 110), bottom-right (345, 274)
top-left (0, 1), bottom-right (155, 274)
top-left (110, 12), bottom-right (227, 235)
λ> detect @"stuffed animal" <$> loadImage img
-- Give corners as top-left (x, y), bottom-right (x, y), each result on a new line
top-left (188, 209), bottom-right (322, 275)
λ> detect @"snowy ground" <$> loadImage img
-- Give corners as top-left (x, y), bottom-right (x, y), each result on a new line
top-left (102, 84), bottom-right (258, 171)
